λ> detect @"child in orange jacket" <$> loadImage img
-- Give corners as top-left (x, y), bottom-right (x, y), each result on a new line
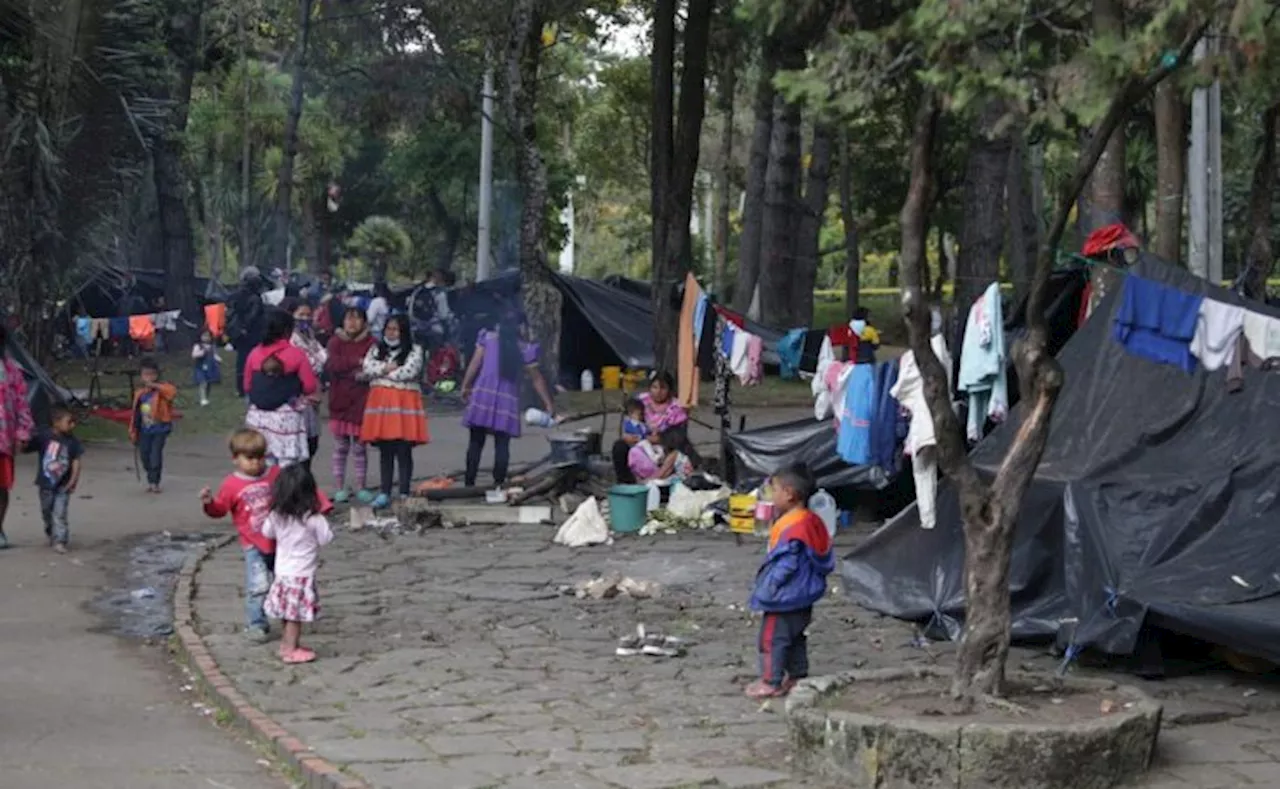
top-left (130, 357), bottom-right (178, 493)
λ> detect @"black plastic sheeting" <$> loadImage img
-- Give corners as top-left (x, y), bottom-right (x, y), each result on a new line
top-left (727, 418), bottom-right (896, 492)
top-left (6, 335), bottom-right (68, 426)
top-left (844, 255), bottom-right (1280, 663)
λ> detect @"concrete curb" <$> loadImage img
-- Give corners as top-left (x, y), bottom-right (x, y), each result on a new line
top-left (173, 535), bottom-right (371, 789)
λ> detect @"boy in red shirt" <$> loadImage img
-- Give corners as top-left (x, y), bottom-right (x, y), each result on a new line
top-left (746, 463), bottom-right (835, 699)
top-left (200, 428), bottom-right (331, 643)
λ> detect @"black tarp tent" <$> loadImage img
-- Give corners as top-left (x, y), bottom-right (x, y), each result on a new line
top-left (844, 255), bottom-right (1280, 663)
top-left (63, 266), bottom-right (220, 318)
top-left (724, 269), bottom-right (1088, 501)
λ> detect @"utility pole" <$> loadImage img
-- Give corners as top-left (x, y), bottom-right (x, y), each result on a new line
top-left (1208, 40), bottom-right (1223, 284)
top-left (476, 66), bottom-right (495, 281)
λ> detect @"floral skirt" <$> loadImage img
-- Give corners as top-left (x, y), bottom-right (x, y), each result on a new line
top-left (264, 575), bottom-right (319, 623)
top-left (246, 405), bottom-right (309, 465)
top-left (360, 386), bottom-right (429, 445)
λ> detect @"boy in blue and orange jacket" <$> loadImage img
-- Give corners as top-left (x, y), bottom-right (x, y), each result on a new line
top-left (746, 463), bottom-right (835, 699)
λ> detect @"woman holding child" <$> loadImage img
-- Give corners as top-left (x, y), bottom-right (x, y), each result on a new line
top-left (282, 298), bottom-right (328, 470)
top-left (610, 371), bottom-right (693, 483)
top-left (325, 306), bottom-right (375, 503)
top-left (243, 308), bottom-right (319, 466)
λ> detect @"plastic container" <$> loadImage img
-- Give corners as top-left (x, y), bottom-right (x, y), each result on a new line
top-left (608, 484), bottom-right (650, 533)
top-left (601, 365), bottom-right (623, 390)
top-left (623, 369), bottom-right (647, 391)
top-left (728, 493), bottom-right (757, 535)
top-left (808, 489), bottom-right (838, 539)
top-left (524, 408), bottom-right (555, 428)
top-left (580, 369), bottom-right (595, 392)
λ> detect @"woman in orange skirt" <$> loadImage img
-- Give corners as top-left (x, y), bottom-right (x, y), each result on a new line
top-left (359, 314), bottom-right (428, 508)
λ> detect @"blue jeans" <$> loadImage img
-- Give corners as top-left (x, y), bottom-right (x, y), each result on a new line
top-left (138, 430), bottom-right (169, 486)
top-left (39, 489), bottom-right (70, 545)
top-left (243, 547), bottom-right (275, 630)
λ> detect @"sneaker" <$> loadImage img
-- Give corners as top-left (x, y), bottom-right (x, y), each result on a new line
top-left (355, 489), bottom-right (375, 504)
top-left (53, 543), bottom-right (68, 555)
top-left (744, 680), bottom-right (786, 700)
top-left (200, 399), bottom-right (210, 407)
top-left (370, 493), bottom-right (391, 510)
top-left (332, 489), bottom-right (350, 504)
top-left (0, 532), bottom-right (10, 550)
top-left (244, 626), bottom-right (271, 644)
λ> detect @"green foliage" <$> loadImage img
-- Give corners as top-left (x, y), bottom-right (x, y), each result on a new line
top-left (349, 214), bottom-right (413, 273)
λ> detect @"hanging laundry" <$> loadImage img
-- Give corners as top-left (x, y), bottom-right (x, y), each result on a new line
top-left (778, 329), bottom-right (806, 379)
top-left (154, 310), bottom-right (181, 332)
top-left (823, 361), bottom-right (853, 424)
top-left (837, 364), bottom-right (876, 466)
top-left (714, 304), bottom-right (745, 329)
top-left (1111, 276), bottom-right (1202, 373)
top-left (129, 315), bottom-right (157, 347)
top-left (204, 303), bottom-right (227, 339)
top-left (812, 335), bottom-right (835, 400)
top-left (693, 294), bottom-right (709, 349)
top-left (869, 359), bottom-right (902, 473)
top-left (74, 317), bottom-right (92, 346)
top-left (90, 318), bottom-right (111, 341)
top-left (957, 282), bottom-right (1009, 442)
top-left (108, 317), bottom-right (130, 339)
top-left (677, 274), bottom-right (701, 406)
top-left (696, 295), bottom-right (719, 375)
top-left (891, 334), bottom-right (953, 529)
top-left (720, 323), bottom-right (734, 359)
top-left (799, 329), bottom-right (826, 374)
top-left (828, 323), bottom-right (858, 357)
top-left (1242, 311), bottom-right (1280, 361)
top-left (729, 329), bottom-right (752, 385)
top-left (1190, 299), bottom-right (1245, 372)
top-left (745, 335), bottom-right (763, 385)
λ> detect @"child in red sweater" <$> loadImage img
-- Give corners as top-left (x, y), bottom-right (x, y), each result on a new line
top-left (200, 428), bottom-right (331, 643)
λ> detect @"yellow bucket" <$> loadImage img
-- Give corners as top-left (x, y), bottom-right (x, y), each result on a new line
top-left (623, 369), bottom-right (647, 391)
top-left (601, 366), bottom-right (623, 390)
top-left (729, 494), bottom-right (757, 535)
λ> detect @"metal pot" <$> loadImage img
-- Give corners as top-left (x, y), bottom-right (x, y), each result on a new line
top-left (548, 433), bottom-right (590, 468)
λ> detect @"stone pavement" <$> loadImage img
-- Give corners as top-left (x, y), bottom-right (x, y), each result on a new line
top-left (190, 518), bottom-right (1280, 789)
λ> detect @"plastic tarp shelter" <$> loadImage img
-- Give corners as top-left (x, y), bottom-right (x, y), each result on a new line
top-left (843, 256), bottom-right (1280, 663)
top-left (5, 334), bottom-right (69, 426)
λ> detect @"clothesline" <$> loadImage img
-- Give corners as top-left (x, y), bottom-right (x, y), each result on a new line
top-left (73, 310), bottom-right (189, 348)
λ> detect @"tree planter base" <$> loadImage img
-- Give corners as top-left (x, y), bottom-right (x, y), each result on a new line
top-left (786, 667), bottom-right (1162, 789)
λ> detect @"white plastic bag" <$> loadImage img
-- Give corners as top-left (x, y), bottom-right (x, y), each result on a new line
top-left (554, 497), bottom-right (610, 548)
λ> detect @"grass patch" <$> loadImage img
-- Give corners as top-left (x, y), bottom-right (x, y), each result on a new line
top-left (50, 351), bottom-right (246, 440)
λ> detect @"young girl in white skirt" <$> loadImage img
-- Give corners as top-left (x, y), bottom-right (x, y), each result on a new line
top-left (261, 464), bottom-right (333, 664)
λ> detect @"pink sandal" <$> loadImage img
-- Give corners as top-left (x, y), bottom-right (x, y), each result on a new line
top-left (280, 648), bottom-right (316, 664)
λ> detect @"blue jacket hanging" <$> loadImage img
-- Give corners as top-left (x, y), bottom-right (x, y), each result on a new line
top-left (837, 363), bottom-right (877, 465)
top-left (1112, 276), bottom-right (1202, 373)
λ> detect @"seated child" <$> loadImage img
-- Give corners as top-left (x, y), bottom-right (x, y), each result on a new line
top-left (628, 428), bottom-right (693, 483)
top-left (745, 463), bottom-right (835, 699)
top-left (622, 398), bottom-right (649, 444)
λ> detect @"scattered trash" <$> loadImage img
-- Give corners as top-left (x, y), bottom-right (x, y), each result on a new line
top-left (1231, 575), bottom-right (1252, 589)
top-left (554, 497), bottom-right (610, 548)
top-left (131, 587), bottom-right (157, 600)
top-left (616, 624), bottom-right (687, 658)
top-left (563, 574), bottom-right (662, 600)
top-left (485, 489), bottom-right (508, 505)
top-left (1243, 688), bottom-right (1260, 698)
top-left (413, 476), bottom-right (455, 493)
top-left (1099, 699), bottom-right (1116, 715)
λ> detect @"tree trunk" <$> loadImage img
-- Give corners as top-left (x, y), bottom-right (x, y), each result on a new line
top-left (793, 123), bottom-right (834, 325)
top-left (895, 28), bottom-right (1209, 705)
top-left (156, 0), bottom-right (205, 345)
top-left (1006, 129), bottom-right (1040, 306)
top-left (1153, 79), bottom-right (1186, 262)
top-left (658, 0), bottom-right (713, 372)
top-left (650, 0), bottom-right (676, 369)
top-left (713, 49), bottom-right (735, 296)
top-left (1241, 105), bottom-right (1279, 300)
top-left (427, 187), bottom-right (462, 272)
top-left (952, 101), bottom-right (1012, 361)
top-left (272, 0), bottom-right (315, 270)
top-left (732, 42), bottom-right (776, 313)
top-left (839, 131), bottom-right (861, 318)
top-left (505, 0), bottom-right (562, 385)
top-left (757, 41), bottom-right (805, 327)
top-left (1088, 0), bottom-right (1126, 232)
top-left (301, 196), bottom-right (320, 272)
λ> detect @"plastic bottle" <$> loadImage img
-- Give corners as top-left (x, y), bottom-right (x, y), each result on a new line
top-left (524, 408), bottom-right (555, 428)
top-left (754, 482), bottom-right (774, 537)
top-left (808, 489), bottom-right (838, 539)
top-left (580, 369), bottom-right (595, 391)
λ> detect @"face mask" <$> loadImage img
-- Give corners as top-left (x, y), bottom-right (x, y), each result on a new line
top-left (851, 319), bottom-right (867, 335)
top-left (384, 337), bottom-right (401, 348)
top-left (296, 320), bottom-right (312, 334)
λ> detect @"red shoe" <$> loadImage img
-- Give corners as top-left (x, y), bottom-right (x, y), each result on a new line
top-left (780, 677), bottom-right (800, 695)
top-left (744, 680), bottom-right (785, 699)
top-left (280, 648), bottom-right (316, 664)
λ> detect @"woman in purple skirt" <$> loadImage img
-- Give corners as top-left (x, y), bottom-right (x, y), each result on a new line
top-left (460, 312), bottom-right (557, 488)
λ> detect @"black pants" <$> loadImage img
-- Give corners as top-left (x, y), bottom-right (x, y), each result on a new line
top-left (611, 440), bottom-right (636, 483)
top-left (234, 345), bottom-right (252, 397)
top-left (302, 435), bottom-right (320, 473)
top-left (466, 428), bottom-right (511, 487)
top-left (138, 431), bottom-right (169, 486)
top-left (378, 440), bottom-right (414, 497)
top-left (758, 607), bottom-right (813, 687)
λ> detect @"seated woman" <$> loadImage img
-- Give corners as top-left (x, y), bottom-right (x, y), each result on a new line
top-left (628, 428), bottom-right (694, 483)
top-left (611, 371), bottom-right (695, 483)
